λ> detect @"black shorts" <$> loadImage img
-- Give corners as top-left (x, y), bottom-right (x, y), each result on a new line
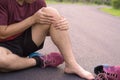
top-left (0, 28), bottom-right (44, 57)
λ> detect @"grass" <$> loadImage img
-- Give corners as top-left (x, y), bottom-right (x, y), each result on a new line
top-left (46, 0), bottom-right (60, 4)
top-left (101, 7), bottom-right (120, 17)
top-left (45, 1), bottom-right (120, 17)
top-left (45, 0), bottom-right (83, 5)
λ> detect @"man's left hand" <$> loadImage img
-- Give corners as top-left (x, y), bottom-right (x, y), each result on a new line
top-left (53, 17), bottom-right (69, 31)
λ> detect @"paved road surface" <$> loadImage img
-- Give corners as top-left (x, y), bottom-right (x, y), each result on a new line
top-left (41, 4), bottom-right (120, 73)
top-left (0, 4), bottom-right (120, 80)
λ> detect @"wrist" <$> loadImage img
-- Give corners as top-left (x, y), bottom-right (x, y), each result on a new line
top-left (30, 16), bottom-right (36, 24)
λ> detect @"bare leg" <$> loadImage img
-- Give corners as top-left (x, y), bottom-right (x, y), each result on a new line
top-left (32, 7), bottom-right (94, 80)
top-left (50, 26), bottom-right (95, 79)
top-left (0, 21), bottom-right (50, 72)
top-left (0, 7), bottom-right (95, 79)
top-left (0, 47), bottom-right (36, 72)
top-left (0, 19), bottom-right (51, 72)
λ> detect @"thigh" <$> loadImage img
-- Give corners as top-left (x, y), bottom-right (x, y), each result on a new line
top-left (31, 23), bottom-right (50, 47)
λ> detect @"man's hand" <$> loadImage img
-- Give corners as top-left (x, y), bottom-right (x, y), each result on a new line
top-left (53, 17), bottom-right (69, 31)
top-left (32, 7), bottom-right (55, 24)
top-left (32, 7), bottom-right (69, 31)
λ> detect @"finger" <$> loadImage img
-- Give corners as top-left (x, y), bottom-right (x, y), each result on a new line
top-left (55, 21), bottom-right (68, 27)
top-left (58, 28), bottom-right (68, 31)
top-left (55, 24), bottom-right (69, 29)
top-left (61, 26), bottom-right (69, 30)
top-left (56, 26), bottom-right (69, 31)
top-left (39, 18), bottom-right (55, 23)
top-left (42, 17), bottom-right (56, 22)
top-left (59, 15), bottom-right (65, 20)
top-left (54, 19), bottom-right (67, 26)
top-left (55, 19), bottom-right (68, 26)
top-left (40, 7), bottom-right (46, 11)
top-left (55, 18), bottom-right (67, 24)
top-left (55, 22), bottom-right (69, 30)
top-left (39, 19), bottom-right (52, 24)
top-left (40, 14), bottom-right (56, 22)
top-left (42, 12), bottom-right (53, 18)
top-left (59, 25), bottom-right (69, 30)
top-left (39, 21), bottom-right (51, 25)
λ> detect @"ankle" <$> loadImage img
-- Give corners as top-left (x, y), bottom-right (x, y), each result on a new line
top-left (65, 63), bottom-right (86, 72)
top-left (65, 62), bottom-right (79, 68)
top-left (32, 56), bottom-right (44, 67)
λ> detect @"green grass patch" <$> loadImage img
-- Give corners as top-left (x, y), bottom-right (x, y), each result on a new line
top-left (45, 0), bottom-right (82, 5)
top-left (46, 0), bottom-right (59, 4)
top-left (101, 7), bottom-right (120, 17)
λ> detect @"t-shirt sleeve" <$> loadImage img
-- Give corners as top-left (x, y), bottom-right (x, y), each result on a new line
top-left (0, 2), bottom-right (8, 25)
top-left (40, 0), bottom-right (47, 7)
top-left (37, 0), bottom-right (47, 8)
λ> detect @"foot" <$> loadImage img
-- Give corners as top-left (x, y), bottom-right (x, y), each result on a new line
top-left (64, 64), bottom-right (95, 80)
top-left (29, 52), bottom-right (64, 68)
top-left (40, 52), bottom-right (64, 68)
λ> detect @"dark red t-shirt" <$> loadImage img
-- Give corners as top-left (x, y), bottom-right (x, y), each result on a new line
top-left (0, 0), bottom-right (46, 42)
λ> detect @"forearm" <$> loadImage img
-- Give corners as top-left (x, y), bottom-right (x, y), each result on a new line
top-left (0, 16), bottom-right (35, 39)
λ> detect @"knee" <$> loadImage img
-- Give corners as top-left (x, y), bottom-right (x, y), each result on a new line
top-left (0, 58), bottom-right (10, 69)
top-left (0, 58), bottom-right (9, 69)
top-left (0, 47), bottom-right (12, 69)
top-left (41, 7), bottom-right (61, 20)
top-left (0, 57), bottom-right (14, 72)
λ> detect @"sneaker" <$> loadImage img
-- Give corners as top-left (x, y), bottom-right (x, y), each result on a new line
top-left (40, 52), bottom-right (64, 68)
top-left (94, 65), bottom-right (120, 80)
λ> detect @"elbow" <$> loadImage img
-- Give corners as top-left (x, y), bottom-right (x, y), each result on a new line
top-left (0, 33), bottom-right (7, 40)
top-left (0, 36), bottom-right (7, 40)
top-left (0, 37), bottom-right (6, 40)
top-left (0, 26), bottom-right (8, 40)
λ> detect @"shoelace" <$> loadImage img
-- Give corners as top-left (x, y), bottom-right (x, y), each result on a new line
top-left (105, 72), bottom-right (118, 80)
top-left (95, 73), bottom-right (108, 80)
top-left (95, 72), bottom-right (118, 80)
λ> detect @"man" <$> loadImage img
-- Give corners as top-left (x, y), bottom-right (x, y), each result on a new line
top-left (0, 0), bottom-right (94, 79)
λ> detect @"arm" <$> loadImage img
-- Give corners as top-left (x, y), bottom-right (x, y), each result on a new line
top-left (0, 16), bottom-right (35, 39)
top-left (0, 7), bottom-right (68, 40)
top-left (0, 0), bottom-right (50, 40)
top-left (0, 7), bottom-right (54, 40)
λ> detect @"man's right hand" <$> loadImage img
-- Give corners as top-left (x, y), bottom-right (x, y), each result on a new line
top-left (32, 7), bottom-right (55, 25)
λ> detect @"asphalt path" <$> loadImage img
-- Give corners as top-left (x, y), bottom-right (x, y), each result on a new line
top-left (41, 4), bottom-right (120, 74)
top-left (0, 4), bottom-right (120, 80)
